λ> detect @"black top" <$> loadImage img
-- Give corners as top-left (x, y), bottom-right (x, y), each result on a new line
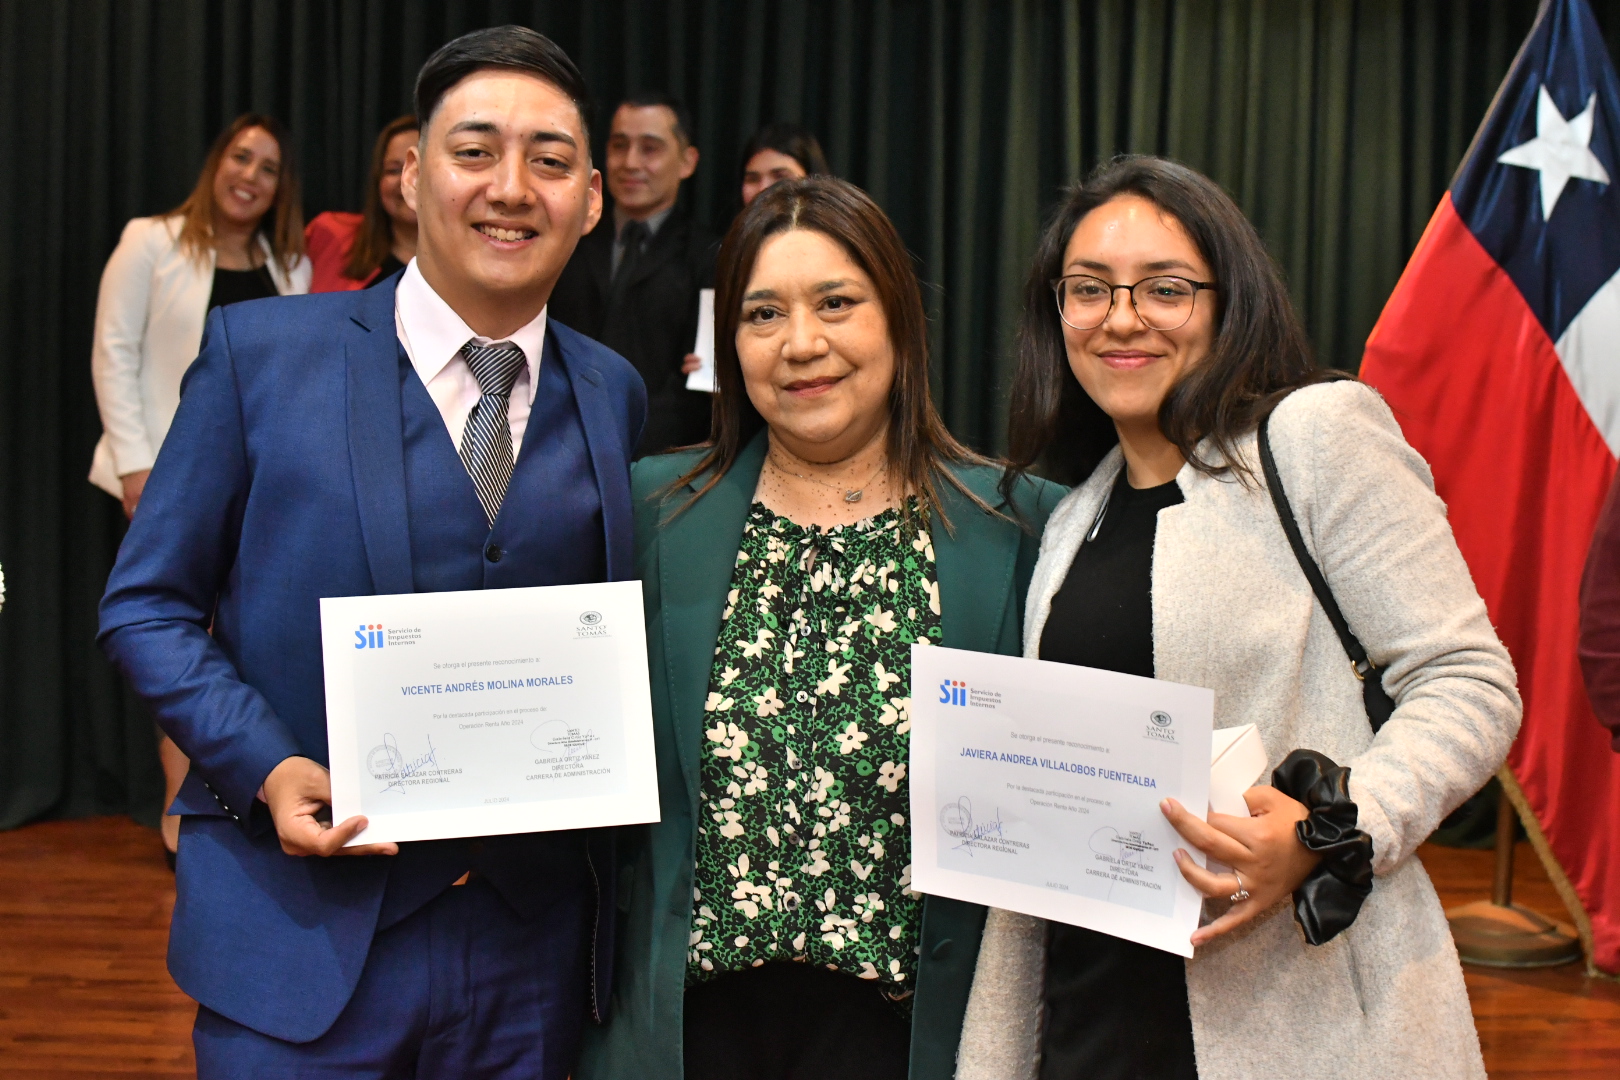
top-left (366, 252), bottom-right (406, 287)
top-left (1037, 469), bottom-right (1198, 1080)
top-left (207, 264), bottom-right (278, 310)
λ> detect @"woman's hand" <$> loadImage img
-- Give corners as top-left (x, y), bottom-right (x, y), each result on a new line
top-left (1160, 787), bottom-right (1322, 946)
top-left (121, 469), bottom-right (150, 519)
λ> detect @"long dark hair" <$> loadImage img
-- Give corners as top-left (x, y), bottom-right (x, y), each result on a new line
top-left (344, 115), bottom-right (419, 280)
top-left (170, 113), bottom-right (305, 274)
top-left (739, 122), bottom-right (829, 183)
top-left (1004, 155), bottom-right (1337, 491)
top-left (671, 176), bottom-right (989, 526)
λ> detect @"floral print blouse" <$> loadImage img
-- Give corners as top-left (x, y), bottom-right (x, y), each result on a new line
top-left (687, 501), bottom-right (941, 1000)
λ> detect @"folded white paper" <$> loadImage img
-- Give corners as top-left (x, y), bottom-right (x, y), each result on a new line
top-left (1208, 724), bottom-right (1267, 818)
top-left (685, 288), bottom-right (717, 393)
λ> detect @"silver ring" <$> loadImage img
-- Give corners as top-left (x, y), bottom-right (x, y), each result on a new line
top-left (1229, 871), bottom-right (1250, 904)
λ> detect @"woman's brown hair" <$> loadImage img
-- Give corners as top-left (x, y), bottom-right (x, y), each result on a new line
top-left (672, 176), bottom-right (990, 526)
top-left (1003, 155), bottom-right (1339, 494)
top-left (170, 113), bottom-right (305, 274)
top-left (344, 115), bottom-right (420, 280)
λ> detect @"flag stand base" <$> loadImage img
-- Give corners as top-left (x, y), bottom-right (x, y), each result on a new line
top-left (1445, 782), bottom-right (1582, 969)
top-left (1446, 899), bottom-right (1583, 968)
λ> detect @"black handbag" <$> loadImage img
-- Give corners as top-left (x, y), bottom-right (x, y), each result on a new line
top-left (1257, 412), bottom-right (1397, 733)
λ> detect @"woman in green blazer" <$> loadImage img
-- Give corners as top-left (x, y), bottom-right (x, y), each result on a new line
top-left (578, 178), bottom-right (1065, 1080)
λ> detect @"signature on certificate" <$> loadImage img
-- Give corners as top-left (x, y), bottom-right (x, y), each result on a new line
top-left (939, 796), bottom-right (1007, 855)
top-left (531, 720), bottom-right (601, 760)
top-left (368, 732), bottom-right (443, 793)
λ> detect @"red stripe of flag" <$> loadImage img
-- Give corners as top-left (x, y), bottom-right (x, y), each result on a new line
top-left (1362, 193), bottom-right (1620, 972)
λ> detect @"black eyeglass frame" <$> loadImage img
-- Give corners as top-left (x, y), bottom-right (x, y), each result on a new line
top-left (1049, 274), bottom-right (1219, 332)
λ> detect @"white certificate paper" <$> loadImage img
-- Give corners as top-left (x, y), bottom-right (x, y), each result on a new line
top-left (910, 645), bottom-right (1213, 956)
top-left (320, 581), bottom-right (659, 846)
top-left (685, 288), bottom-right (717, 393)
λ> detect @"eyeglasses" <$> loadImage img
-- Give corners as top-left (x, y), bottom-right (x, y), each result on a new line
top-left (1050, 274), bottom-right (1217, 332)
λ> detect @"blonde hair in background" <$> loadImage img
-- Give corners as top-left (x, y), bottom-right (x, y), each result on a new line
top-left (169, 113), bottom-right (305, 274)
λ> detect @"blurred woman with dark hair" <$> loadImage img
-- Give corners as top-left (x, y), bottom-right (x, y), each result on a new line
top-left (956, 155), bottom-right (1519, 1080)
top-left (739, 122), bottom-right (829, 206)
top-left (305, 115), bottom-right (420, 291)
top-left (88, 112), bottom-right (310, 864)
top-left (682, 123), bottom-right (834, 381)
top-left (581, 177), bottom-right (1064, 1080)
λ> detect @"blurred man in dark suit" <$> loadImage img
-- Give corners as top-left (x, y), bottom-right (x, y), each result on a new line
top-left (550, 92), bottom-right (716, 455)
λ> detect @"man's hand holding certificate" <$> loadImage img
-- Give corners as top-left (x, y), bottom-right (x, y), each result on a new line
top-left (320, 581), bottom-right (660, 846)
top-left (909, 645), bottom-right (1213, 956)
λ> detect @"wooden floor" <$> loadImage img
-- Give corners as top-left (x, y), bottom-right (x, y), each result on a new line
top-left (0, 818), bottom-right (1617, 1077)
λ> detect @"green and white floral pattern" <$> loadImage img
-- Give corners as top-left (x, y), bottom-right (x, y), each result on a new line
top-left (687, 502), bottom-right (940, 1000)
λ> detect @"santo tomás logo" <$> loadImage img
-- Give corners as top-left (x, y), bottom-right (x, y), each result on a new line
top-left (355, 623), bottom-right (385, 649)
top-left (939, 679), bottom-right (968, 707)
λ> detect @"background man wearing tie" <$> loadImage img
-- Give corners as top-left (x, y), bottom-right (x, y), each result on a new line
top-left (98, 26), bottom-right (644, 1080)
top-left (550, 92), bottom-right (717, 455)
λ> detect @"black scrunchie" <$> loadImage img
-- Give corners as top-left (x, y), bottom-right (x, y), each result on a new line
top-left (1270, 749), bottom-right (1374, 946)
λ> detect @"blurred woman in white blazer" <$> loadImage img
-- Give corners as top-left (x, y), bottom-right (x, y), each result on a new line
top-left (89, 112), bottom-right (310, 863)
top-left (956, 156), bottom-right (1520, 1080)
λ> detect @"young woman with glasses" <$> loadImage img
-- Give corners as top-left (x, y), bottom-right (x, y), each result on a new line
top-left (955, 156), bottom-right (1519, 1080)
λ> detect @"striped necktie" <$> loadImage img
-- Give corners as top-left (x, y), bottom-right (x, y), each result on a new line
top-left (457, 340), bottom-right (528, 525)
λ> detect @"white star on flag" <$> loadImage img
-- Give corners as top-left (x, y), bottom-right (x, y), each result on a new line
top-left (1497, 84), bottom-right (1611, 219)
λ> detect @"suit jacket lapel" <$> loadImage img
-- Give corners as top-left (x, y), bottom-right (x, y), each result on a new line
top-left (345, 280), bottom-right (415, 596)
top-left (555, 325), bottom-right (637, 581)
top-left (933, 467), bottom-right (1017, 655)
top-left (662, 431), bottom-right (767, 806)
top-left (582, 227), bottom-right (613, 306)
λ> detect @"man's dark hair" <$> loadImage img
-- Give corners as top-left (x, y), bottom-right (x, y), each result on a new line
top-left (415, 26), bottom-right (594, 147)
top-left (617, 91), bottom-right (696, 147)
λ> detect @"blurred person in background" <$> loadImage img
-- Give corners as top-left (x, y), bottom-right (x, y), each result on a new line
top-left (88, 112), bottom-right (310, 866)
top-left (680, 122), bottom-right (832, 381)
top-left (551, 92), bottom-right (716, 455)
top-left (739, 121), bottom-right (828, 207)
top-left (306, 115), bottom-right (421, 292)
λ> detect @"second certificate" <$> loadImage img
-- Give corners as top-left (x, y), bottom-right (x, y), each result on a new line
top-left (909, 644), bottom-right (1213, 956)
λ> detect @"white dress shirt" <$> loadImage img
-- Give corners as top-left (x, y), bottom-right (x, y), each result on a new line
top-left (394, 258), bottom-right (546, 459)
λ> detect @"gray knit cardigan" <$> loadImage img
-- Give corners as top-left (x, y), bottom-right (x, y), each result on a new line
top-left (956, 381), bottom-right (1520, 1079)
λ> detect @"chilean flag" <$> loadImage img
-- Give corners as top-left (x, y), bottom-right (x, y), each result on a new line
top-left (1360, 0), bottom-right (1620, 973)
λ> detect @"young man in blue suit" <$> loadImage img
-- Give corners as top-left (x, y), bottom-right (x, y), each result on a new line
top-left (98, 27), bottom-right (644, 1079)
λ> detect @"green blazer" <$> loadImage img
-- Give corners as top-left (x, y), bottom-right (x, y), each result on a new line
top-left (578, 433), bottom-right (1066, 1080)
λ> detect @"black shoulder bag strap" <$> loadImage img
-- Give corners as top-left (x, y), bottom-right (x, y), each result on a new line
top-left (1257, 412), bottom-right (1396, 733)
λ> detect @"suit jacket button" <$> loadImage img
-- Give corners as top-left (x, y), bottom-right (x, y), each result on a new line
top-left (485, 544), bottom-right (504, 563)
top-left (930, 938), bottom-right (954, 960)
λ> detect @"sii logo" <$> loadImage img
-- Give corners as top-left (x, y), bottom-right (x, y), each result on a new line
top-left (355, 623), bottom-right (385, 650)
top-left (939, 679), bottom-right (968, 707)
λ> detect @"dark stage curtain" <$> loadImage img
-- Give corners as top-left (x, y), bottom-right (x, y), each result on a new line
top-left (2, 0), bottom-right (1617, 828)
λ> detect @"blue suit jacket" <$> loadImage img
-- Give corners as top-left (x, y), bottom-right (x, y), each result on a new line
top-left (98, 278), bottom-right (646, 1042)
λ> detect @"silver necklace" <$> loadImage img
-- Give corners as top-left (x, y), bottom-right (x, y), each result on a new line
top-left (769, 452), bottom-right (888, 503)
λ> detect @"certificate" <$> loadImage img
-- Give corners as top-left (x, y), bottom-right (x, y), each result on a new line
top-left (909, 645), bottom-right (1213, 956)
top-left (320, 581), bottom-right (659, 846)
top-left (685, 288), bottom-right (717, 393)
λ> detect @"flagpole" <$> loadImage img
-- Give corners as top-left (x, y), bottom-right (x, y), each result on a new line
top-left (1444, 768), bottom-right (1583, 968)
